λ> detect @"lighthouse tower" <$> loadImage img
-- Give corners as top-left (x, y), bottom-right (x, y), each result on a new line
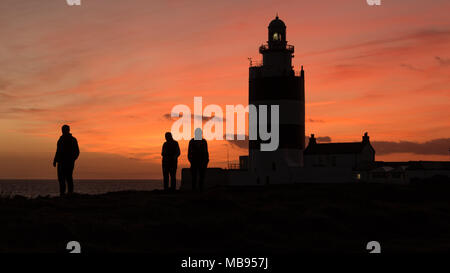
top-left (249, 16), bottom-right (305, 184)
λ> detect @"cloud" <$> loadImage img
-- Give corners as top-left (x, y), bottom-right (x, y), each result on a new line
top-left (224, 134), bottom-right (248, 149)
top-left (0, 92), bottom-right (14, 100)
top-left (372, 138), bottom-right (450, 155)
top-left (0, 107), bottom-right (51, 121)
top-left (308, 118), bottom-right (325, 123)
top-left (0, 107), bottom-right (48, 114)
top-left (435, 56), bottom-right (450, 66)
top-left (316, 136), bottom-right (332, 143)
top-left (0, 151), bottom-right (162, 179)
top-left (225, 136), bottom-right (448, 156)
top-left (0, 80), bottom-right (10, 90)
top-left (224, 134), bottom-right (332, 149)
top-left (301, 28), bottom-right (450, 58)
top-left (307, 101), bottom-right (337, 107)
top-left (163, 113), bottom-right (225, 122)
top-left (305, 135), bottom-right (332, 145)
top-left (400, 63), bottom-right (422, 71)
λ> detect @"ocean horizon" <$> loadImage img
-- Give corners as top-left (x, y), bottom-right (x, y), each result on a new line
top-left (0, 179), bottom-right (166, 198)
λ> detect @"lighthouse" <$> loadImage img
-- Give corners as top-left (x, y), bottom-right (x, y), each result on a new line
top-left (248, 15), bottom-right (305, 184)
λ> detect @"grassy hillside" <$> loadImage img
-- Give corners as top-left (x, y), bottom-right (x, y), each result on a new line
top-left (1, 183), bottom-right (449, 253)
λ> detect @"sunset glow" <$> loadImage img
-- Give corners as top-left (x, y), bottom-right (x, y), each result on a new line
top-left (1, 0), bottom-right (449, 178)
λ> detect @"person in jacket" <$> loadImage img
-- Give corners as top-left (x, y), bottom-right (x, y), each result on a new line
top-left (161, 132), bottom-right (181, 191)
top-left (188, 128), bottom-right (209, 191)
top-left (53, 125), bottom-right (80, 196)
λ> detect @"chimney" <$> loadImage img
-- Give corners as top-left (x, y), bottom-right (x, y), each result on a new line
top-left (309, 134), bottom-right (316, 145)
top-left (362, 132), bottom-right (370, 144)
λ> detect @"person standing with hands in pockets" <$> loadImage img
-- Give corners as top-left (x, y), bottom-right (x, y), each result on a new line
top-left (161, 132), bottom-right (180, 191)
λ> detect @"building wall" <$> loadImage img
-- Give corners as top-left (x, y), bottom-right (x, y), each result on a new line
top-left (362, 168), bottom-right (450, 184)
top-left (180, 168), bottom-right (229, 190)
top-left (291, 167), bottom-right (355, 183)
top-left (356, 145), bottom-right (375, 165)
top-left (406, 170), bottom-right (450, 182)
top-left (248, 71), bottom-right (305, 184)
top-left (304, 144), bottom-right (375, 169)
top-left (180, 168), bottom-right (260, 188)
top-left (304, 154), bottom-right (355, 168)
top-left (250, 148), bottom-right (303, 184)
top-left (262, 51), bottom-right (293, 75)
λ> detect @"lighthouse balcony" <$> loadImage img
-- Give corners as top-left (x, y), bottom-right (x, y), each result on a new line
top-left (259, 43), bottom-right (294, 53)
top-left (249, 60), bottom-right (263, 68)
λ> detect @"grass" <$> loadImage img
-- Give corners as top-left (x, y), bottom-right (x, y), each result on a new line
top-left (0, 183), bottom-right (449, 253)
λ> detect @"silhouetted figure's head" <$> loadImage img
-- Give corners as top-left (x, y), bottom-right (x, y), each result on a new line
top-left (194, 128), bottom-right (202, 140)
top-left (362, 132), bottom-right (370, 144)
top-left (309, 134), bottom-right (316, 145)
top-left (61, 125), bottom-right (70, 135)
top-left (165, 132), bottom-right (173, 141)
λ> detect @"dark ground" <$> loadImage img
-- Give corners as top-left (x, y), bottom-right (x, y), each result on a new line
top-left (1, 183), bottom-right (450, 253)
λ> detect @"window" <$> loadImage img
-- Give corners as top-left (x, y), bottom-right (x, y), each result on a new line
top-left (273, 33), bottom-right (279, 41)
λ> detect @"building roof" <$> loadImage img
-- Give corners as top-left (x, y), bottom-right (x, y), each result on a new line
top-left (304, 142), bottom-right (367, 155)
top-left (268, 15), bottom-right (286, 29)
top-left (371, 166), bottom-right (394, 173)
top-left (406, 161), bottom-right (450, 171)
top-left (374, 161), bottom-right (450, 171)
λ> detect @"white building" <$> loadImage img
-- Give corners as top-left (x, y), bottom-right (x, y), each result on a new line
top-left (303, 133), bottom-right (375, 169)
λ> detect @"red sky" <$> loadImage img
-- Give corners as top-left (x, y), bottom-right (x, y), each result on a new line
top-left (0, 0), bottom-right (449, 179)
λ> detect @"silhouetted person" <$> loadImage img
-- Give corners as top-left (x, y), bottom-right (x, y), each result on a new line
top-left (188, 128), bottom-right (209, 191)
top-left (53, 125), bottom-right (79, 197)
top-left (161, 132), bottom-right (180, 191)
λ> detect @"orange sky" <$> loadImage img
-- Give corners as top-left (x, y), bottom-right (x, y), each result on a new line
top-left (0, 0), bottom-right (449, 179)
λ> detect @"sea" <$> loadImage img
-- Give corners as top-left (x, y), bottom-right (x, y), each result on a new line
top-left (0, 179), bottom-right (165, 198)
